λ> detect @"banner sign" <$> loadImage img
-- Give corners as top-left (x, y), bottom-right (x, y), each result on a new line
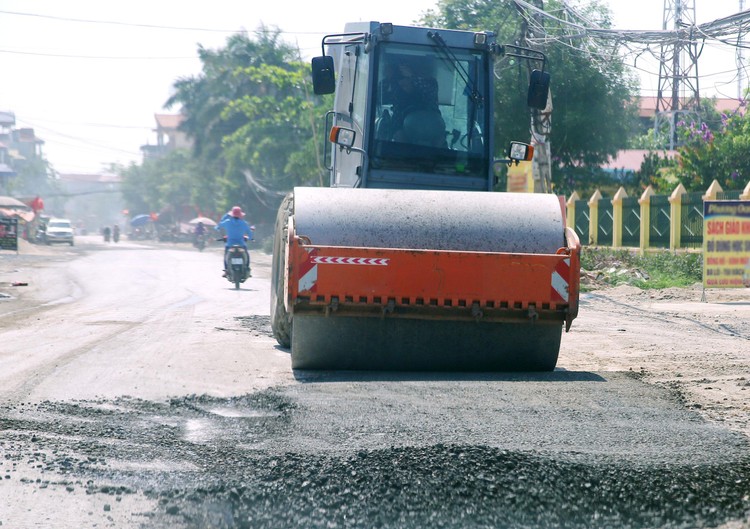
top-left (0, 217), bottom-right (19, 251)
top-left (703, 200), bottom-right (750, 288)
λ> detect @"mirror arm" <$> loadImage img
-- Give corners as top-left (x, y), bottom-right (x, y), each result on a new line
top-left (320, 32), bottom-right (368, 55)
top-left (341, 146), bottom-right (369, 184)
top-left (497, 44), bottom-right (548, 72)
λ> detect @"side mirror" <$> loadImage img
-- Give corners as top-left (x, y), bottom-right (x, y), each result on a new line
top-left (311, 56), bottom-right (336, 95)
top-left (527, 69), bottom-right (550, 110)
top-left (329, 126), bottom-right (356, 148)
top-left (508, 141), bottom-right (534, 162)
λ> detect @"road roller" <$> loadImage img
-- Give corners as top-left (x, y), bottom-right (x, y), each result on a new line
top-left (270, 22), bottom-right (581, 371)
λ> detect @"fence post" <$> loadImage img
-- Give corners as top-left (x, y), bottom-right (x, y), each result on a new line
top-left (611, 187), bottom-right (627, 248)
top-left (740, 181), bottom-right (750, 200)
top-left (638, 185), bottom-right (655, 251)
top-left (588, 190), bottom-right (602, 246)
top-left (566, 192), bottom-right (579, 230)
top-left (703, 179), bottom-right (723, 201)
top-left (668, 183), bottom-right (686, 250)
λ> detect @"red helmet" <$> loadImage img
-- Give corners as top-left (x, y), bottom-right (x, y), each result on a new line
top-left (231, 206), bottom-right (245, 218)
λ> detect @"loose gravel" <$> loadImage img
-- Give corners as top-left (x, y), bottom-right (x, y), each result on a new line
top-left (2, 386), bottom-right (749, 528)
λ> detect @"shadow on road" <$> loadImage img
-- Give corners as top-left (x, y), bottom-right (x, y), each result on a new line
top-left (292, 369), bottom-right (606, 383)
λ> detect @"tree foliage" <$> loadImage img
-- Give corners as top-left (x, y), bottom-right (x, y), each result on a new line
top-left (124, 27), bottom-right (331, 225)
top-left (221, 62), bottom-right (330, 192)
top-left (11, 157), bottom-right (59, 199)
top-left (119, 150), bottom-right (217, 217)
top-left (630, 102), bottom-right (750, 194)
top-left (671, 110), bottom-right (750, 191)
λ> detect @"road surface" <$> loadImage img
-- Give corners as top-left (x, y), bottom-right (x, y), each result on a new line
top-left (0, 236), bottom-right (748, 528)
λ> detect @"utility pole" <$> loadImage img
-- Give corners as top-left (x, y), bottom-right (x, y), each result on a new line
top-left (740, 0), bottom-right (746, 100)
top-left (518, 0), bottom-right (553, 193)
top-left (654, 0), bottom-right (700, 149)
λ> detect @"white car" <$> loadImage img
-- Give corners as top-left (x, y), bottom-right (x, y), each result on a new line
top-left (45, 218), bottom-right (75, 246)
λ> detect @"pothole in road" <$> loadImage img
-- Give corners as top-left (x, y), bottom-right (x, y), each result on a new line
top-left (0, 391), bottom-right (294, 480)
top-left (234, 314), bottom-right (274, 337)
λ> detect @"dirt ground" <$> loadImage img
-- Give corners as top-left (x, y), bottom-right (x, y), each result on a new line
top-left (561, 279), bottom-right (750, 441)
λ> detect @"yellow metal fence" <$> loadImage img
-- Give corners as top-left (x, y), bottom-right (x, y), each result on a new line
top-left (566, 179), bottom-right (750, 250)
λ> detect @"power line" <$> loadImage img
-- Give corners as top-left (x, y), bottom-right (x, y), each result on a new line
top-left (0, 9), bottom-right (326, 36)
top-left (0, 48), bottom-right (197, 60)
top-left (16, 117), bottom-right (143, 158)
top-left (17, 118), bottom-right (153, 131)
top-left (0, 8), bottom-right (242, 33)
top-left (510, 0), bottom-right (750, 95)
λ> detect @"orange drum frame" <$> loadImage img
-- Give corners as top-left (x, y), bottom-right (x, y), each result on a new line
top-left (286, 218), bottom-right (580, 332)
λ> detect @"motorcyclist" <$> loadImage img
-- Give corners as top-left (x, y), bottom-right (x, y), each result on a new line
top-left (193, 221), bottom-right (207, 249)
top-left (214, 206), bottom-right (254, 277)
top-left (193, 221), bottom-right (206, 240)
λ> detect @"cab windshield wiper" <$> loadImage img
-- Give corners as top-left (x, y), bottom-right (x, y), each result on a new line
top-left (426, 31), bottom-right (483, 107)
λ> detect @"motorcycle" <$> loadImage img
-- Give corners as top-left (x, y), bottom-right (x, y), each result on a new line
top-left (112, 226), bottom-right (120, 243)
top-left (193, 233), bottom-right (206, 251)
top-left (225, 244), bottom-right (250, 289)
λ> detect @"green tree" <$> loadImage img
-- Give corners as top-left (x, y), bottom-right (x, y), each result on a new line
top-left (10, 157), bottom-right (59, 198)
top-left (673, 110), bottom-right (750, 191)
top-left (634, 151), bottom-right (678, 193)
top-left (120, 150), bottom-right (214, 217)
top-left (162, 27), bottom-right (328, 223)
top-left (626, 100), bottom-right (731, 194)
top-left (121, 28), bottom-right (326, 226)
top-left (221, 62), bottom-right (330, 190)
top-left (422, 0), bottom-right (638, 195)
top-left (166, 27), bottom-right (298, 161)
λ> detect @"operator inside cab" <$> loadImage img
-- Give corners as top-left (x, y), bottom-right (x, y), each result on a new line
top-left (377, 55), bottom-right (446, 148)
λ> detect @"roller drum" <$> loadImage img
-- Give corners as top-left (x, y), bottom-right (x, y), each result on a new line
top-left (288, 187), bottom-right (567, 371)
top-left (292, 315), bottom-right (561, 371)
top-left (292, 187), bottom-right (565, 254)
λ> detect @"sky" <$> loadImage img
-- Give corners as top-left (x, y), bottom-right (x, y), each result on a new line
top-left (0, 0), bottom-right (747, 175)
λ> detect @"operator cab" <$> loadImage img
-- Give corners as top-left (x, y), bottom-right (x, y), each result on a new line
top-left (371, 42), bottom-right (489, 179)
top-left (312, 22), bottom-right (547, 191)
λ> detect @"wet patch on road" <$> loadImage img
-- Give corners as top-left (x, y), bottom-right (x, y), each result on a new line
top-left (1, 391), bottom-right (294, 487)
top-left (1, 389), bottom-right (749, 528)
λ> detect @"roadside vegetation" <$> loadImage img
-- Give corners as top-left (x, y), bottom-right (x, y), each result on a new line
top-left (580, 247), bottom-right (703, 290)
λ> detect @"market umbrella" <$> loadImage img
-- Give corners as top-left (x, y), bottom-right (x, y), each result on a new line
top-left (188, 216), bottom-right (217, 226)
top-left (130, 214), bottom-right (151, 227)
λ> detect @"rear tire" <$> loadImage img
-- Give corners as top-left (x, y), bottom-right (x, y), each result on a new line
top-left (270, 192), bottom-right (293, 348)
